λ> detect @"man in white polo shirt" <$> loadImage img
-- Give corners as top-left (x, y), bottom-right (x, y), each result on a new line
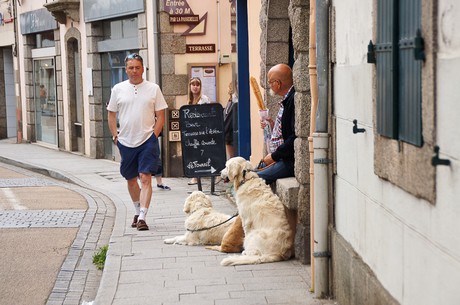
top-left (107, 53), bottom-right (168, 230)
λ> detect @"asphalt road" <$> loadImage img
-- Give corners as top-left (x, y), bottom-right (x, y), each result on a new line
top-left (0, 163), bottom-right (88, 305)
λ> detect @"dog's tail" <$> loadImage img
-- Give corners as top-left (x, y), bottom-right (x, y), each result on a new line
top-left (205, 245), bottom-right (221, 252)
top-left (220, 254), bottom-right (283, 266)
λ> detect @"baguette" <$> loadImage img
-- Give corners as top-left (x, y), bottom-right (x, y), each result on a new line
top-left (250, 76), bottom-right (266, 110)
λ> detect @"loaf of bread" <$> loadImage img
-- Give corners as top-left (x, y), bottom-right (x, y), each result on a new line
top-left (250, 76), bottom-right (266, 110)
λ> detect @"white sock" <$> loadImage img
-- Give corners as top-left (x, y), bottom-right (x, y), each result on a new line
top-left (133, 201), bottom-right (140, 215)
top-left (139, 208), bottom-right (149, 221)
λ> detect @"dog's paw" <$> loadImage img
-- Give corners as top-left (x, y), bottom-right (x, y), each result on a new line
top-left (163, 238), bottom-right (175, 244)
top-left (220, 257), bottom-right (235, 266)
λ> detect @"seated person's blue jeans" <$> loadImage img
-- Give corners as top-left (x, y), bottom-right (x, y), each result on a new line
top-left (257, 159), bottom-right (294, 184)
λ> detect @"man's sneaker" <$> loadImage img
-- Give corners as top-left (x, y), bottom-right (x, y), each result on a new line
top-left (137, 219), bottom-right (149, 231)
top-left (131, 215), bottom-right (139, 228)
top-left (157, 184), bottom-right (171, 190)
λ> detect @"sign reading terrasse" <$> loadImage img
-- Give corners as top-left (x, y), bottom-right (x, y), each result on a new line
top-left (186, 44), bottom-right (215, 53)
top-left (180, 104), bottom-right (226, 178)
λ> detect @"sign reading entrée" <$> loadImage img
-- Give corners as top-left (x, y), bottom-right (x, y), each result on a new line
top-left (180, 104), bottom-right (226, 178)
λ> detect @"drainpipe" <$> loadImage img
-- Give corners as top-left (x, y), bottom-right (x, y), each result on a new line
top-left (152, 0), bottom-right (168, 175)
top-left (152, 0), bottom-right (160, 84)
top-left (313, 0), bottom-right (330, 299)
top-left (217, 0), bottom-right (221, 65)
top-left (308, 0), bottom-right (318, 291)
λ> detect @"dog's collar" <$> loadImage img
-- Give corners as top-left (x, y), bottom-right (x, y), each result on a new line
top-left (239, 169), bottom-right (256, 187)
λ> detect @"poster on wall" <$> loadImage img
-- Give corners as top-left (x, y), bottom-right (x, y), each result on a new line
top-left (190, 65), bottom-right (217, 102)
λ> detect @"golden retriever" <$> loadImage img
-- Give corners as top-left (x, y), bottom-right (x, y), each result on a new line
top-left (163, 191), bottom-right (237, 246)
top-left (219, 157), bottom-right (294, 265)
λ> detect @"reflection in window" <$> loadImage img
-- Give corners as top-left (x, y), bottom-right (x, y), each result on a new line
top-left (36, 31), bottom-right (55, 48)
top-left (103, 16), bottom-right (138, 40)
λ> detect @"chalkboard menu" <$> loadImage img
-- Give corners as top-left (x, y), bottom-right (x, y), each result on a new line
top-left (180, 103), bottom-right (226, 178)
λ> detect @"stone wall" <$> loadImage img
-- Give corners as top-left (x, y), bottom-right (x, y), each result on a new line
top-left (260, 0), bottom-right (311, 264)
top-left (332, 230), bottom-right (399, 305)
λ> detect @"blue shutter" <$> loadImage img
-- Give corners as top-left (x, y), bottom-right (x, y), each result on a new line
top-left (398, 0), bottom-right (422, 146)
top-left (376, 0), bottom-right (398, 138)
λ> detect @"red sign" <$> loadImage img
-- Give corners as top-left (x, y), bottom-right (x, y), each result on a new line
top-left (186, 44), bottom-right (215, 53)
top-left (163, 0), bottom-right (194, 15)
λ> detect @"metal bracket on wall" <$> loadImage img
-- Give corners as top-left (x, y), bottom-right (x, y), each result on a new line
top-left (313, 251), bottom-right (331, 258)
top-left (313, 158), bottom-right (333, 165)
top-left (367, 40), bottom-right (376, 64)
top-left (353, 119), bottom-right (366, 134)
top-left (431, 146), bottom-right (451, 166)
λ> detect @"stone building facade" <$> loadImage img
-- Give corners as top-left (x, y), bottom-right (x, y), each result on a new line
top-left (259, 0), bottom-right (312, 264)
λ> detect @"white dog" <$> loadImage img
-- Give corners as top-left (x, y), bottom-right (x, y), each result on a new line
top-left (219, 157), bottom-right (294, 266)
top-left (164, 191), bottom-right (237, 246)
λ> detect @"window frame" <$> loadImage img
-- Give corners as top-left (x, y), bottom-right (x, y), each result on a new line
top-left (372, 0), bottom-right (437, 204)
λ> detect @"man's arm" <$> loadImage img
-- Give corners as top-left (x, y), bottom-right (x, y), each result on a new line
top-left (107, 111), bottom-right (118, 141)
top-left (154, 109), bottom-right (166, 138)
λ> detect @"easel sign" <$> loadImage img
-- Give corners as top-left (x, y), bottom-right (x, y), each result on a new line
top-left (189, 64), bottom-right (218, 103)
top-left (180, 103), bottom-right (226, 194)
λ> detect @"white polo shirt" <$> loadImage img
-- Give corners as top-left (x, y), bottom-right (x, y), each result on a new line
top-left (107, 80), bottom-right (168, 147)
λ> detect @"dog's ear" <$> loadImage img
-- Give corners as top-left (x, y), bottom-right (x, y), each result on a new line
top-left (183, 197), bottom-right (192, 213)
top-left (244, 160), bottom-right (255, 172)
top-left (232, 161), bottom-right (246, 189)
top-left (227, 160), bottom-right (242, 182)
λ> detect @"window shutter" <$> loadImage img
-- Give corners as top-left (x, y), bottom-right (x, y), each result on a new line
top-left (376, 0), bottom-right (398, 138)
top-left (398, 0), bottom-right (423, 146)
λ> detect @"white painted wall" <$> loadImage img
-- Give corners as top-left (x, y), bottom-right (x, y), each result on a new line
top-left (333, 0), bottom-right (460, 304)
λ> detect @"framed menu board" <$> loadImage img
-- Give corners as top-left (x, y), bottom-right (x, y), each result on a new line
top-left (179, 103), bottom-right (226, 178)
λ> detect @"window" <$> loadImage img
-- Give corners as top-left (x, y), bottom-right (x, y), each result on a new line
top-left (371, 0), bottom-right (423, 147)
top-left (372, 0), bottom-right (436, 203)
top-left (103, 17), bottom-right (138, 40)
top-left (36, 31), bottom-right (55, 48)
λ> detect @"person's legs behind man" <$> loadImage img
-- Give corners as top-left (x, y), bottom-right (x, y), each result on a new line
top-left (257, 159), bottom-right (294, 185)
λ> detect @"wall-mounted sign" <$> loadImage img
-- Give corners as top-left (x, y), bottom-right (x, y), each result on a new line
top-left (170, 109), bottom-right (180, 120)
top-left (170, 121), bottom-right (180, 131)
top-left (186, 44), bottom-right (215, 53)
top-left (162, 0), bottom-right (207, 36)
top-left (163, 0), bottom-right (193, 15)
top-left (83, 0), bottom-right (144, 23)
top-left (169, 131), bottom-right (181, 142)
top-left (169, 15), bottom-right (199, 24)
top-left (20, 8), bottom-right (58, 35)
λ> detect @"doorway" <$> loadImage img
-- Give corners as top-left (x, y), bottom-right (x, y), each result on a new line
top-left (34, 58), bottom-right (57, 145)
top-left (67, 38), bottom-right (84, 153)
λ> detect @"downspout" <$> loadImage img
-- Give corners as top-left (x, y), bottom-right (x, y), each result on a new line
top-left (152, 0), bottom-right (160, 84)
top-left (152, 0), bottom-right (167, 175)
top-left (217, 0), bottom-right (221, 65)
top-left (308, 0), bottom-right (318, 291)
top-left (313, 0), bottom-right (330, 299)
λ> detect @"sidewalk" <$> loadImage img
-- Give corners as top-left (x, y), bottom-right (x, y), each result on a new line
top-left (0, 139), bottom-right (336, 305)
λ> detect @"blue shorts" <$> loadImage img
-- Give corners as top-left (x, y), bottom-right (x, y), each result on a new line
top-left (117, 134), bottom-right (160, 180)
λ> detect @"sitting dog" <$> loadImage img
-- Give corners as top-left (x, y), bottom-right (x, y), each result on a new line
top-left (164, 191), bottom-right (237, 246)
top-left (219, 157), bottom-right (294, 266)
top-left (206, 215), bottom-right (244, 253)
